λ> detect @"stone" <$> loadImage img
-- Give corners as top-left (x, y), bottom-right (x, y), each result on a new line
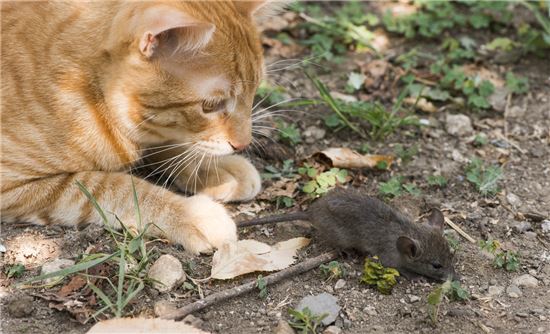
top-left (154, 300), bottom-right (178, 317)
top-left (487, 285), bottom-right (504, 297)
top-left (541, 220), bottom-right (550, 234)
top-left (512, 274), bottom-right (539, 288)
top-left (334, 279), bottom-right (346, 290)
top-left (303, 126), bottom-right (326, 144)
top-left (445, 114), bottom-right (473, 137)
top-left (488, 87), bottom-right (510, 112)
top-left (323, 326), bottom-right (342, 334)
top-left (506, 193), bottom-right (522, 207)
top-left (363, 305), bottom-right (377, 316)
top-left (296, 293), bottom-right (341, 326)
top-left (274, 319), bottom-right (295, 334)
top-left (148, 254), bottom-right (185, 292)
top-left (7, 296), bottom-right (34, 318)
top-left (41, 258), bottom-right (75, 284)
top-left (183, 314), bottom-right (204, 328)
top-left (513, 221), bottom-right (532, 234)
top-left (506, 285), bottom-right (522, 298)
top-left (408, 295), bottom-right (421, 303)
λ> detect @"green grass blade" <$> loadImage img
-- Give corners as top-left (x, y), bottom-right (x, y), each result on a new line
top-left (76, 181), bottom-right (109, 225)
top-left (87, 280), bottom-right (115, 315)
top-left (21, 252), bottom-right (118, 285)
top-left (116, 245), bottom-right (126, 317)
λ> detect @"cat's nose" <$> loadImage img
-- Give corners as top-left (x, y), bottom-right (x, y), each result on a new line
top-left (229, 141), bottom-right (248, 152)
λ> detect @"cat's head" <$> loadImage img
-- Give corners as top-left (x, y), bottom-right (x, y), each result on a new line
top-left (103, 1), bottom-right (282, 155)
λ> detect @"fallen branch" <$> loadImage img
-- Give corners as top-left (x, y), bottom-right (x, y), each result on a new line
top-left (162, 251), bottom-right (339, 321)
top-left (444, 217), bottom-right (476, 243)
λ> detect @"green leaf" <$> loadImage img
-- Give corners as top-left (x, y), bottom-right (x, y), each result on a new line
top-left (379, 177), bottom-right (403, 197)
top-left (6, 264), bottom-right (25, 279)
top-left (485, 37), bottom-right (515, 51)
top-left (505, 72), bottom-right (529, 94)
top-left (302, 181), bottom-right (317, 194)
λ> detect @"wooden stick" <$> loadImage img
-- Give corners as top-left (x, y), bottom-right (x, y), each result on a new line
top-left (162, 251), bottom-right (339, 321)
top-left (444, 217), bottom-right (476, 243)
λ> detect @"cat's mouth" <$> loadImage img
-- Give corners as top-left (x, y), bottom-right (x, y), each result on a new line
top-left (195, 140), bottom-right (235, 156)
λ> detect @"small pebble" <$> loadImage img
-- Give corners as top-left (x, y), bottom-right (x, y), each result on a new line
top-left (148, 254), bottom-right (185, 292)
top-left (487, 285), bottom-right (504, 297)
top-left (408, 295), bottom-right (421, 303)
top-left (512, 274), bottom-right (539, 288)
top-left (7, 296), bottom-right (34, 318)
top-left (334, 279), bottom-right (346, 290)
top-left (323, 325), bottom-right (342, 334)
top-left (506, 285), bottom-right (522, 298)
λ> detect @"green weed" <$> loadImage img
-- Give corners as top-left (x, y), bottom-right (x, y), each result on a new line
top-left (276, 120), bottom-right (302, 145)
top-left (299, 165), bottom-right (348, 197)
top-left (256, 275), bottom-right (268, 299)
top-left (394, 144), bottom-right (418, 165)
top-left (427, 279), bottom-right (469, 324)
top-left (465, 158), bottom-right (503, 196)
top-left (288, 307), bottom-right (327, 334)
top-left (479, 240), bottom-right (520, 271)
top-left (379, 176), bottom-right (420, 198)
top-left (261, 159), bottom-right (297, 180)
top-left (427, 175), bottom-right (448, 188)
top-left (361, 257), bottom-right (400, 295)
top-left (319, 261), bottom-right (346, 281)
top-left (5, 263), bottom-right (25, 279)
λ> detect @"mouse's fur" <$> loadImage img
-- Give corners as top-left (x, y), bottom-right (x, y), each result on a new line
top-left (238, 188), bottom-right (456, 282)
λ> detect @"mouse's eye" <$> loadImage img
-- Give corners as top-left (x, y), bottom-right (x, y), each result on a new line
top-left (432, 262), bottom-right (442, 269)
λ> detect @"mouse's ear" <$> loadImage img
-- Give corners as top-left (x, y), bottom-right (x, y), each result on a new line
top-left (427, 209), bottom-right (445, 233)
top-left (397, 236), bottom-right (422, 260)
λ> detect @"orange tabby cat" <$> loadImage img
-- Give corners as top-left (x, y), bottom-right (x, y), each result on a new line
top-left (1, 1), bottom-right (278, 253)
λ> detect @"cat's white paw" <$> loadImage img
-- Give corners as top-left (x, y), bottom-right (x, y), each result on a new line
top-left (172, 195), bottom-right (237, 254)
top-left (176, 155), bottom-right (261, 203)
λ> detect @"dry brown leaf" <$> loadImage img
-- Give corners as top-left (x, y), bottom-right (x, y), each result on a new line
top-left (314, 148), bottom-right (394, 169)
top-left (86, 317), bottom-right (209, 334)
top-left (403, 97), bottom-right (438, 113)
top-left (211, 238), bottom-right (310, 280)
top-left (461, 64), bottom-right (505, 88)
top-left (257, 179), bottom-right (298, 201)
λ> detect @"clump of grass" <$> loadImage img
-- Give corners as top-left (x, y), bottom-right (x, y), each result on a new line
top-left (319, 261), bottom-right (346, 281)
top-left (288, 307), bottom-right (327, 334)
top-left (427, 279), bottom-right (469, 324)
top-left (479, 239), bottom-right (520, 271)
top-left (23, 180), bottom-right (156, 320)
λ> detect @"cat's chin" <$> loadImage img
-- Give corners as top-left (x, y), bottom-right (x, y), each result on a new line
top-left (195, 140), bottom-right (235, 156)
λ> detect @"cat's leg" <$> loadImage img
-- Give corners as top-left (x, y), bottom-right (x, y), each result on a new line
top-left (144, 147), bottom-right (261, 202)
top-left (1, 172), bottom-right (236, 254)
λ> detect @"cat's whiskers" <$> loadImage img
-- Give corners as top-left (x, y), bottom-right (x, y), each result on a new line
top-left (144, 143), bottom-right (198, 181)
top-left (131, 142), bottom-right (194, 171)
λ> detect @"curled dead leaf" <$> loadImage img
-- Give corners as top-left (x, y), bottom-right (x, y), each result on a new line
top-left (314, 148), bottom-right (394, 169)
top-left (403, 97), bottom-right (438, 113)
top-left (211, 238), bottom-right (310, 280)
top-left (461, 64), bottom-right (504, 88)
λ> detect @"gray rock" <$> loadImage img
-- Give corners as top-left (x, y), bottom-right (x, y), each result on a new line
top-left (41, 258), bottom-right (75, 284)
top-left (524, 231), bottom-right (537, 239)
top-left (512, 274), bottom-right (539, 288)
top-left (148, 254), bottom-right (185, 292)
top-left (323, 326), bottom-right (342, 334)
top-left (363, 305), bottom-right (377, 316)
top-left (506, 193), bottom-right (522, 207)
top-left (506, 285), bottom-right (522, 298)
top-left (274, 319), bottom-right (295, 334)
top-left (334, 279), bottom-right (346, 290)
top-left (445, 114), bottom-right (473, 137)
top-left (541, 220), bottom-right (550, 234)
top-left (487, 285), bottom-right (505, 297)
top-left (296, 293), bottom-right (341, 326)
top-left (304, 126), bottom-right (326, 144)
top-left (513, 221), bottom-right (532, 234)
top-left (7, 296), bottom-right (34, 318)
top-left (408, 295), bottom-right (421, 303)
top-left (488, 87), bottom-right (510, 112)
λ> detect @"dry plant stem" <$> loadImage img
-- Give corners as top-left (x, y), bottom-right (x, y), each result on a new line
top-left (162, 251), bottom-right (339, 321)
top-left (444, 217), bottom-right (476, 243)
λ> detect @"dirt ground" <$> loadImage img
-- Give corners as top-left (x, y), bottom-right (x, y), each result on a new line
top-left (1, 2), bottom-right (549, 334)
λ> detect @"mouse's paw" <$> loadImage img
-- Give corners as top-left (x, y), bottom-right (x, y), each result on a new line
top-left (170, 195), bottom-right (237, 254)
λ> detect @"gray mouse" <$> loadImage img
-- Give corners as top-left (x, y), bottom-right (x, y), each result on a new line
top-left (238, 188), bottom-right (457, 282)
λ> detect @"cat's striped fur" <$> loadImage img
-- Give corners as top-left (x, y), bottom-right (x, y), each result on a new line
top-left (1, 1), bottom-right (272, 253)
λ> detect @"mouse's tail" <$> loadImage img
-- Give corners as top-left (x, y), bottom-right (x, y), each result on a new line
top-left (237, 212), bottom-right (309, 227)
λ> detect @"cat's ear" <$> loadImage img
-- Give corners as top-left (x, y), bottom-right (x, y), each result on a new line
top-left (234, 0), bottom-right (288, 18)
top-left (138, 6), bottom-right (215, 58)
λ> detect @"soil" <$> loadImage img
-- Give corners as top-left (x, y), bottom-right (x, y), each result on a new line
top-left (1, 2), bottom-right (549, 334)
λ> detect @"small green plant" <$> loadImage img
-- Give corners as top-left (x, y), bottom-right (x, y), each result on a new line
top-left (505, 72), bottom-right (530, 94)
top-left (360, 257), bottom-right (400, 295)
top-left (440, 66), bottom-right (495, 109)
top-left (465, 158), bottom-right (503, 196)
top-left (473, 133), bottom-right (488, 147)
top-left (276, 120), bottom-right (302, 145)
top-left (256, 275), bottom-right (268, 299)
top-left (288, 307), bottom-right (327, 334)
top-left (379, 176), bottom-right (403, 197)
top-left (319, 261), bottom-right (346, 281)
top-left (23, 180), bottom-right (155, 319)
top-left (403, 183), bottom-right (421, 196)
top-left (479, 239), bottom-right (520, 271)
top-left (5, 263), bottom-right (25, 279)
top-left (394, 144), bottom-right (418, 165)
top-left (427, 280), bottom-right (469, 324)
top-left (255, 81), bottom-right (288, 106)
top-left (427, 175), bottom-right (447, 188)
top-left (276, 196), bottom-right (295, 209)
top-left (300, 166), bottom-right (348, 196)
top-left (261, 159), bottom-right (297, 180)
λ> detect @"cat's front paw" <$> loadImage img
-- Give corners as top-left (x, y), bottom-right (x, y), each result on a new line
top-left (172, 195), bottom-right (237, 254)
top-left (178, 155), bottom-right (261, 203)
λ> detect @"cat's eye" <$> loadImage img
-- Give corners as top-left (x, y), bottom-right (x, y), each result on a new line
top-left (202, 99), bottom-right (225, 114)
top-left (432, 262), bottom-right (442, 269)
